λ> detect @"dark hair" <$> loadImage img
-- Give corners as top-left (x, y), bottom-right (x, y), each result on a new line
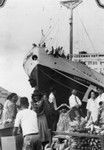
top-left (31, 89), bottom-right (43, 102)
top-left (99, 101), bottom-right (103, 106)
top-left (7, 93), bottom-right (17, 100)
top-left (88, 90), bottom-right (96, 99)
top-left (71, 89), bottom-right (77, 94)
top-left (50, 87), bottom-right (56, 95)
top-left (43, 92), bottom-right (48, 97)
top-left (20, 97), bottom-right (29, 108)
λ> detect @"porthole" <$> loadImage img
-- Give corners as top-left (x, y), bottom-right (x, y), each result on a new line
top-left (32, 55), bottom-right (38, 60)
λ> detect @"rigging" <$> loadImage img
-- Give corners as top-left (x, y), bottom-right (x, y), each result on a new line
top-left (95, 0), bottom-right (104, 8)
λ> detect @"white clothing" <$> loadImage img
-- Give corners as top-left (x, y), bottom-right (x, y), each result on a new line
top-left (86, 98), bottom-right (98, 122)
top-left (2, 100), bottom-right (9, 121)
top-left (2, 100), bottom-right (12, 119)
top-left (69, 94), bottom-right (82, 108)
top-left (14, 109), bottom-right (39, 136)
top-left (49, 92), bottom-right (55, 103)
top-left (2, 100), bottom-right (17, 123)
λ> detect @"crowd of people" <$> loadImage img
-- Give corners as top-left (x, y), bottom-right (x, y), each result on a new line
top-left (51, 88), bottom-right (104, 150)
top-left (0, 87), bottom-right (59, 150)
top-left (0, 86), bottom-right (104, 149)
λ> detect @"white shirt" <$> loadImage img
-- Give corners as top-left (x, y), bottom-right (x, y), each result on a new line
top-left (49, 92), bottom-right (55, 103)
top-left (14, 109), bottom-right (39, 136)
top-left (86, 98), bottom-right (98, 122)
top-left (69, 94), bottom-right (82, 108)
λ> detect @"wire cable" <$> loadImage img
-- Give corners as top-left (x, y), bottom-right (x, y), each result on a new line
top-left (77, 10), bottom-right (96, 53)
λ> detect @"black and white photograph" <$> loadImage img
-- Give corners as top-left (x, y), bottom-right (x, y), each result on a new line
top-left (0, 0), bottom-right (104, 149)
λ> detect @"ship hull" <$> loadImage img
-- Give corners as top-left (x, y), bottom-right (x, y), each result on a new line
top-left (30, 64), bottom-right (98, 117)
top-left (30, 64), bottom-right (92, 113)
top-left (23, 47), bottom-right (104, 116)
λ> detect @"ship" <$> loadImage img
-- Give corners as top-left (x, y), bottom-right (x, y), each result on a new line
top-left (72, 52), bottom-right (104, 75)
top-left (23, 0), bottom-right (104, 111)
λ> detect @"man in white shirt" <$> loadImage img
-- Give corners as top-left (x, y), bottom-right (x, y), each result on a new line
top-left (69, 89), bottom-right (82, 121)
top-left (69, 89), bottom-right (82, 108)
top-left (13, 97), bottom-right (42, 150)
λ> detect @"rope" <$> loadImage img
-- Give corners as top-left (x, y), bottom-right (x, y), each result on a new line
top-left (40, 26), bottom-right (54, 45)
top-left (77, 10), bottom-right (96, 53)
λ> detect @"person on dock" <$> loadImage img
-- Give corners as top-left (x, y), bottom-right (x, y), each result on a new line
top-left (31, 89), bottom-right (49, 148)
top-left (13, 97), bottom-right (41, 150)
top-left (68, 89), bottom-right (82, 121)
top-left (2, 93), bottom-right (18, 127)
top-left (42, 93), bottom-right (52, 129)
top-left (69, 89), bottom-right (82, 109)
top-left (86, 91), bottom-right (98, 124)
top-left (48, 87), bottom-right (59, 131)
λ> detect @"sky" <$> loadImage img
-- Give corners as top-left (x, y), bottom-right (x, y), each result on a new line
top-left (0, 0), bottom-right (104, 100)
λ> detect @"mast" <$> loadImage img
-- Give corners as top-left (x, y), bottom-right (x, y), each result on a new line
top-left (60, 0), bottom-right (83, 60)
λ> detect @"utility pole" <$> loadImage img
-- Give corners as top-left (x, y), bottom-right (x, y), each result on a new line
top-left (60, 0), bottom-right (82, 60)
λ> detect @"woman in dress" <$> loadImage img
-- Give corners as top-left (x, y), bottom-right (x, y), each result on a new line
top-left (86, 90), bottom-right (98, 124)
top-left (2, 93), bottom-right (18, 127)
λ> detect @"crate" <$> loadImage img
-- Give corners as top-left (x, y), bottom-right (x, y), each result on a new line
top-left (1, 136), bottom-right (16, 150)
